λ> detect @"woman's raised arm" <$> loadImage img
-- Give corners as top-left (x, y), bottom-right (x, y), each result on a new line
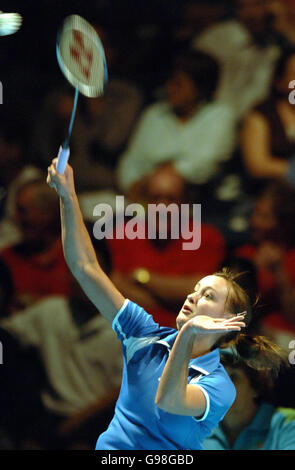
top-left (47, 159), bottom-right (125, 324)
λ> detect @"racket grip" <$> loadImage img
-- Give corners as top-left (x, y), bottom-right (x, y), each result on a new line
top-left (56, 146), bottom-right (70, 174)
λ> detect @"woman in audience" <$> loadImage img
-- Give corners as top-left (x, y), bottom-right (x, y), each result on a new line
top-left (203, 345), bottom-right (294, 450)
top-left (235, 180), bottom-right (295, 347)
top-left (241, 47), bottom-right (295, 190)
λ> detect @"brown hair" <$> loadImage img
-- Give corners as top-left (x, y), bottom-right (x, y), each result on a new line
top-left (211, 267), bottom-right (289, 396)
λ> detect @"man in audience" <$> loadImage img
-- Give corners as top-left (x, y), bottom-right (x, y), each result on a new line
top-left (0, 179), bottom-right (71, 310)
top-left (0, 239), bottom-right (122, 449)
top-left (108, 163), bottom-right (226, 327)
top-left (117, 49), bottom-right (236, 200)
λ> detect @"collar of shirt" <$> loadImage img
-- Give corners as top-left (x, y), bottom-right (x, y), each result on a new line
top-left (156, 330), bottom-right (221, 375)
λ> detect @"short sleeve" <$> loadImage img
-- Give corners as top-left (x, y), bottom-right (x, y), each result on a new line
top-left (112, 299), bottom-right (160, 342)
top-left (192, 369), bottom-right (236, 427)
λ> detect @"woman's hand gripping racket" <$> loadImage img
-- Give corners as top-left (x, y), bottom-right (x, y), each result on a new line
top-left (55, 15), bottom-right (108, 174)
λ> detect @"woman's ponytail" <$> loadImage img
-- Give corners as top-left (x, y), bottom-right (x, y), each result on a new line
top-left (212, 267), bottom-right (290, 402)
top-left (220, 334), bottom-right (290, 404)
top-left (234, 333), bottom-right (289, 380)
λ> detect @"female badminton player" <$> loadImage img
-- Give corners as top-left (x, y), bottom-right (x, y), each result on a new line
top-left (47, 159), bottom-right (287, 450)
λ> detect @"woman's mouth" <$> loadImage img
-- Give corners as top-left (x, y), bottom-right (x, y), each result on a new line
top-left (182, 304), bottom-right (193, 313)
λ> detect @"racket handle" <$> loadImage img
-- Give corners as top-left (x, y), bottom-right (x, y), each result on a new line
top-left (56, 146), bottom-right (70, 174)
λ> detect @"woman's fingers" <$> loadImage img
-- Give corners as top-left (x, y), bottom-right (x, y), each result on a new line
top-left (207, 325), bottom-right (243, 333)
top-left (223, 323), bottom-right (246, 331)
top-left (227, 314), bottom-right (246, 322)
top-left (213, 317), bottom-right (246, 331)
top-left (224, 318), bottom-right (246, 326)
top-left (214, 314), bottom-right (245, 323)
top-left (46, 162), bottom-right (59, 190)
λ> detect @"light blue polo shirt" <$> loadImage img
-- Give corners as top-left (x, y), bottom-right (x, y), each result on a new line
top-left (96, 300), bottom-right (236, 450)
top-left (202, 404), bottom-right (295, 450)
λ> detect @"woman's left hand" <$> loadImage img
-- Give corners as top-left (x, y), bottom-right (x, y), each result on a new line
top-left (186, 313), bottom-right (246, 335)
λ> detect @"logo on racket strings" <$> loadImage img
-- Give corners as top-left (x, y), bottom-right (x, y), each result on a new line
top-left (70, 30), bottom-right (93, 80)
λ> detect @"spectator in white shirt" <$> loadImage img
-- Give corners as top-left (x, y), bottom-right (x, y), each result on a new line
top-left (117, 49), bottom-right (236, 202)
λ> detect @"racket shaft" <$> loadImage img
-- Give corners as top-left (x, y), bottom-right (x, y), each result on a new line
top-left (56, 146), bottom-right (70, 174)
top-left (66, 87), bottom-right (79, 144)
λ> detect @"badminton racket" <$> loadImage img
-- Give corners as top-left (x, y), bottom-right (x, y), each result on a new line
top-left (55, 15), bottom-right (108, 174)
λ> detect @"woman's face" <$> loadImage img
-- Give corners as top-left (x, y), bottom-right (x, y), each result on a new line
top-left (176, 275), bottom-right (230, 330)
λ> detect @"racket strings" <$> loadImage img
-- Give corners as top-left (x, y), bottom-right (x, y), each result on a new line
top-left (57, 15), bottom-right (107, 97)
top-left (70, 30), bottom-right (94, 80)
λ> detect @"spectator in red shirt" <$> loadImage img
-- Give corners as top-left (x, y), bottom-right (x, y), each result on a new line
top-left (0, 179), bottom-right (71, 311)
top-left (235, 180), bottom-right (295, 346)
top-left (107, 164), bottom-right (226, 327)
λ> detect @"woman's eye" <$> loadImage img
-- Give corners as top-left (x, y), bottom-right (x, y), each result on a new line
top-left (205, 293), bottom-right (213, 300)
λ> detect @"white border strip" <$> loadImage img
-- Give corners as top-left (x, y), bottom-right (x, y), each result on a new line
top-left (192, 385), bottom-right (210, 422)
top-left (190, 365), bottom-right (209, 375)
top-left (112, 298), bottom-right (130, 332)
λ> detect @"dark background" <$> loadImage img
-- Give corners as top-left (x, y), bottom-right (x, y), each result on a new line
top-left (0, 0), bottom-right (183, 128)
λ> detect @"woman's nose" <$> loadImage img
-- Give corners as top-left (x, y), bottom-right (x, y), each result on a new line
top-left (187, 292), bottom-right (199, 304)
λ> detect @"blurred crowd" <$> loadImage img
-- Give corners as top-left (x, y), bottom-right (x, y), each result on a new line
top-left (1, 0), bottom-right (295, 450)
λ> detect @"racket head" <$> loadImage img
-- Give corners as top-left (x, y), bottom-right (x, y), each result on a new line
top-left (56, 15), bottom-right (108, 98)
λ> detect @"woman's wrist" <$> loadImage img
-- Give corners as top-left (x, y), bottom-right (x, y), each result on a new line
top-left (179, 319), bottom-right (198, 339)
top-left (60, 189), bottom-right (77, 205)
